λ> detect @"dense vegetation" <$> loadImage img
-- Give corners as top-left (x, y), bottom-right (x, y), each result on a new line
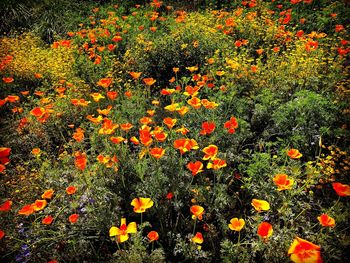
top-left (1, 0), bottom-right (349, 262)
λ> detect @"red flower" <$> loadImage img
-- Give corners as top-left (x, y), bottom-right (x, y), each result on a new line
top-left (42, 215), bottom-right (54, 225)
top-left (18, 204), bottom-right (35, 216)
top-left (317, 214), bottom-right (335, 227)
top-left (332, 182), bottom-right (350, 197)
top-left (257, 222), bottom-right (273, 240)
top-left (68, 214), bottom-right (79, 223)
top-left (0, 147), bottom-right (11, 165)
top-left (0, 200), bottom-right (12, 212)
top-left (0, 230), bottom-right (5, 240)
top-left (187, 161), bottom-right (204, 176)
top-left (200, 121), bottom-right (215, 135)
top-left (224, 117), bottom-right (238, 134)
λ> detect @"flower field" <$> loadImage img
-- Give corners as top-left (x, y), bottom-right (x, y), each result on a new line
top-left (0, 0), bottom-right (350, 262)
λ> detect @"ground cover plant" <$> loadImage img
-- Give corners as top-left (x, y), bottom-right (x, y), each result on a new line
top-left (0, 0), bottom-right (350, 262)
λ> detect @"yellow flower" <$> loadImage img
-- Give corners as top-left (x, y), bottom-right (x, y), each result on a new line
top-left (131, 197), bottom-right (154, 213)
top-left (110, 218), bottom-right (137, 243)
top-left (251, 199), bottom-right (270, 212)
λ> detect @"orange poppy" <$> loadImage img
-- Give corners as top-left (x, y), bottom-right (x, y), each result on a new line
top-left (120, 123), bottom-right (133, 131)
top-left (288, 237), bottom-right (322, 263)
top-left (0, 200), bottom-right (12, 212)
top-left (273, 174), bottom-right (294, 191)
top-left (99, 119), bottom-right (119, 135)
top-left (66, 186), bottom-right (77, 195)
top-left (317, 214), bottom-right (335, 227)
top-left (71, 98), bottom-right (90, 107)
top-left (200, 121), bottom-right (215, 135)
top-left (187, 161), bottom-right (204, 176)
top-left (147, 231), bottom-right (159, 242)
top-left (131, 197), bottom-right (154, 213)
top-left (140, 117), bottom-right (153, 125)
top-left (143, 78), bottom-right (156, 86)
top-left (0, 230), bottom-right (5, 240)
top-left (42, 189), bottom-right (54, 200)
top-left (74, 151), bottom-right (87, 170)
top-left (42, 215), bottom-right (54, 225)
top-left (30, 107), bottom-right (46, 118)
top-left (32, 199), bottom-right (47, 211)
top-left (31, 148), bottom-right (41, 155)
top-left (129, 72), bottom-right (142, 80)
top-left (228, 218), bottom-right (245, 232)
top-left (257, 222), bottom-right (273, 240)
top-left (90, 93), bottom-right (105, 102)
top-left (160, 88), bottom-right (176, 95)
top-left (192, 232), bottom-right (204, 244)
top-left (201, 99), bottom-right (218, 109)
top-left (2, 77), bottom-right (14, 83)
top-left (202, 145), bottom-right (218, 160)
top-left (18, 204), bottom-right (35, 216)
top-left (163, 117), bottom-right (177, 129)
top-left (73, 128), bottom-right (85, 142)
top-left (97, 78), bottom-right (113, 88)
top-left (107, 91), bottom-right (118, 100)
top-left (139, 127), bottom-right (153, 146)
top-left (251, 199), bottom-right (270, 212)
top-left (287, 149), bottom-right (302, 159)
top-left (152, 127), bottom-right (168, 142)
top-left (110, 218), bottom-right (137, 243)
top-left (150, 147), bottom-right (165, 159)
top-left (174, 138), bottom-right (198, 154)
top-left (110, 136), bottom-right (126, 144)
top-left (6, 95), bottom-right (20, 103)
top-left (130, 136), bottom-right (140, 145)
top-left (187, 97), bottom-right (201, 109)
top-left (186, 66), bottom-right (198, 72)
top-left (332, 182), bottom-right (350, 196)
top-left (68, 214), bottom-right (79, 223)
top-left (190, 205), bottom-right (204, 220)
top-left (207, 158), bottom-right (227, 170)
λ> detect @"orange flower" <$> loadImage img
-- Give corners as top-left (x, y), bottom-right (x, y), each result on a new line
top-left (42, 189), bottom-right (54, 200)
top-left (71, 98), bottom-right (90, 107)
top-left (139, 127), bottom-right (153, 146)
top-left (288, 237), bottom-right (322, 263)
top-left (147, 231), bottom-right (159, 242)
top-left (73, 128), bottom-right (84, 142)
top-left (317, 214), bottom-right (335, 227)
top-left (187, 97), bottom-right (201, 109)
top-left (18, 204), bottom-right (35, 216)
top-left (30, 107), bottom-right (46, 118)
top-left (305, 40), bottom-right (318, 52)
top-left (207, 158), bottom-right (227, 170)
top-left (2, 77), bottom-right (14, 83)
top-left (66, 186), bottom-right (77, 195)
top-left (190, 205), bottom-right (204, 220)
top-left (163, 117), bottom-right (177, 129)
top-left (287, 149), bottom-right (302, 159)
top-left (257, 222), bottom-right (273, 240)
top-left (273, 174), bottom-right (294, 191)
top-left (120, 123), bottom-right (133, 131)
top-left (192, 232), bottom-right (204, 244)
top-left (107, 91), bottom-right (118, 100)
top-left (131, 197), bottom-right (154, 213)
top-left (176, 106), bottom-right (190, 115)
top-left (224, 116), bottom-right (238, 134)
top-left (129, 72), bottom-right (142, 80)
top-left (152, 127), bottom-right (168, 142)
top-left (186, 66), bottom-right (198, 72)
top-left (130, 136), bottom-right (140, 145)
top-left (202, 145), bottom-right (218, 160)
top-left (200, 121), bottom-right (215, 135)
top-left (0, 200), bottom-right (12, 212)
top-left (42, 215), bottom-right (54, 225)
top-left (68, 214), bottom-right (79, 223)
top-left (110, 136), bottom-right (126, 144)
top-left (201, 99), bottom-right (218, 109)
top-left (31, 148), bottom-right (41, 155)
top-left (140, 117), bottom-right (153, 125)
top-left (32, 199), bottom-right (47, 211)
top-left (6, 95), bottom-right (20, 103)
top-left (251, 199), bottom-right (270, 212)
top-left (150, 147), bottom-right (165, 159)
top-left (0, 230), bottom-right (4, 240)
top-left (99, 119), bottom-right (119, 135)
top-left (228, 218), bottom-right (245, 232)
top-left (187, 161), bottom-right (204, 176)
top-left (143, 78), bottom-right (156, 86)
top-left (97, 78), bottom-right (112, 88)
top-left (332, 182), bottom-right (350, 197)
top-left (74, 151), bottom-right (87, 170)
top-left (174, 138), bottom-right (198, 154)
